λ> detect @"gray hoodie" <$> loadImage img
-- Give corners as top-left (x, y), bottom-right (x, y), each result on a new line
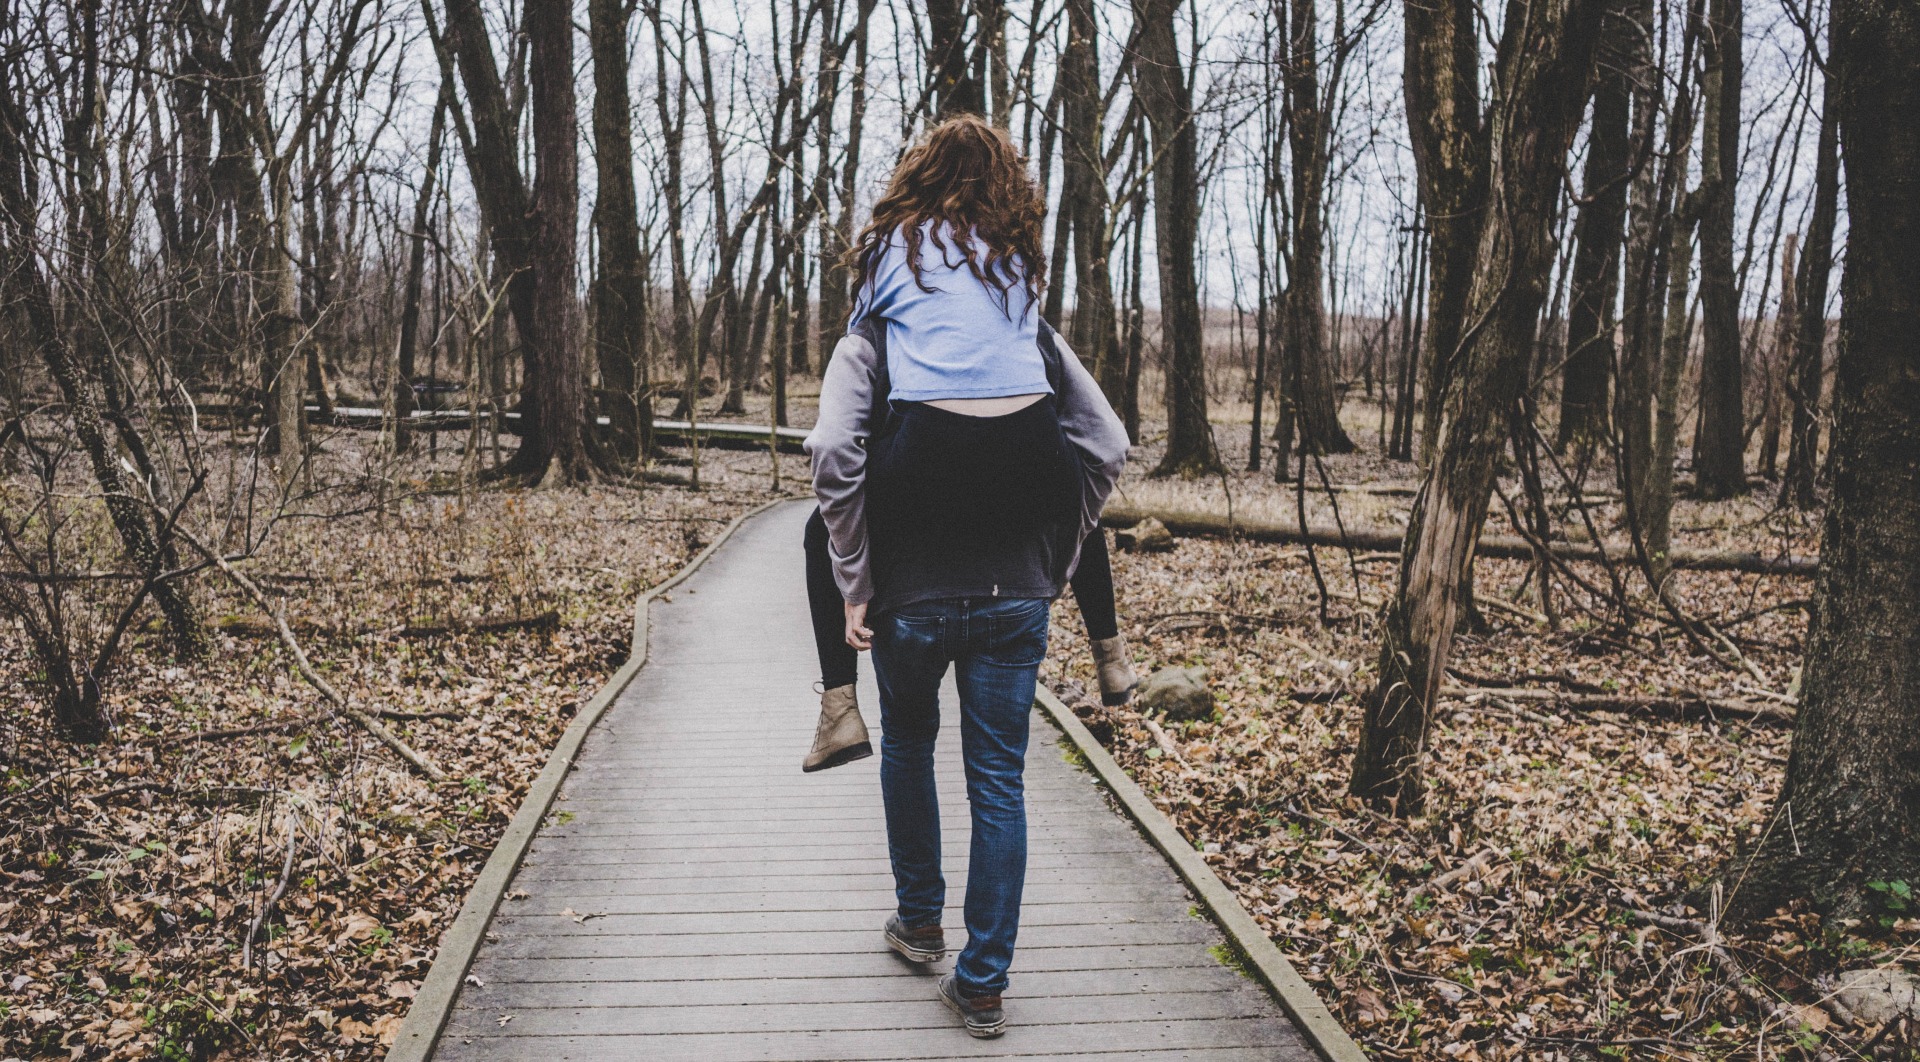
top-left (804, 327), bottom-right (1130, 609)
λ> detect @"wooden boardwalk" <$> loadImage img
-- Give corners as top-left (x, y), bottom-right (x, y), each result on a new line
top-left (430, 501), bottom-right (1317, 1061)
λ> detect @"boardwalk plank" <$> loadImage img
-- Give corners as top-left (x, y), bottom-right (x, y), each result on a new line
top-left (427, 502), bottom-right (1313, 1061)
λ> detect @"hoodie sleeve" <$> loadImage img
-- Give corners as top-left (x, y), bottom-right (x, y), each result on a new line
top-left (1049, 332), bottom-right (1131, 542)
top-left (803, 331), bottom-right (880, 605)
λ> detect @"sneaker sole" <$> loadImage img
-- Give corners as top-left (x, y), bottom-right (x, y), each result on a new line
top-left (939, 985), bottom-right (1006, 1038)
top-left (801, 742), bottom-right (873, 774)
top-left (884, 929), bottom-right (945, 964)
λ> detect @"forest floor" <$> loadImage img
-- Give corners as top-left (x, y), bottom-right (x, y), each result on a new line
top-left (1046, 425), bottom-right (1920, 1061)
top-left (3, 397), bottom-right (1915, 1060)
top-left (0, 426), bottom-right (793, 1060)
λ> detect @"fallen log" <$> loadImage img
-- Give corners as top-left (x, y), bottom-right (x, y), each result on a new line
top-left (1440, 685), bottom-right (1796, 726)
top-left (1100, 502), bottom-right (1817, 577)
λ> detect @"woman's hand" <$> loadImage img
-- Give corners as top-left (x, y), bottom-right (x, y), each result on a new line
top-left (845, 601), bottom-right (873, 651)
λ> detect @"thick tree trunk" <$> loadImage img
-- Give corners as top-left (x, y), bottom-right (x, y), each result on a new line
top-left (1135, 0), bottom-right (1222, 477)
top-left (1349, 0), bottom-right (1608, 814)
top-left (438, 0), bottom-right (547, 477)
top-left (1732, 0), bottom-right (1920, 919)
top-left (1281, 0), bottom-right (1356, 455)
top-left (1783, 65), bottom-right (1839, 510)
top-left (589, 0), bottom-right (649, 462)
top-left (1401, 0), bottom-right (1486, 467)
top-left (516, 0), bottom-right (587, 483)
top-left (1615, 0), bottom-right (1662, 512)
top-left (1558, 2), bottom-right (1632, 449)
top-left (1690, 0), bottom-right (1746, 498)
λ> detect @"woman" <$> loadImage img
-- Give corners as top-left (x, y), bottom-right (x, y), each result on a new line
top-left (805, 115), bottom-right (1129, 1038)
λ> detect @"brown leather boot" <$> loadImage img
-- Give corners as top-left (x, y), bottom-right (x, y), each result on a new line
top-left (802, 684), bottom-right (872, 772)
top-left (1091, 634), bottom-right (1140, 706)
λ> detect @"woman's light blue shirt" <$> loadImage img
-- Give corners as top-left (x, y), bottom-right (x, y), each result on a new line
top-left (848, 221), bottom-right (1050, 401)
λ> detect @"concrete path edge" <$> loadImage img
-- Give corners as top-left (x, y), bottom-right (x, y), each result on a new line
top-left (383, 496), bottom-right (795, 1062)
top-left (1034, 685), bottom-right (1370, 1062)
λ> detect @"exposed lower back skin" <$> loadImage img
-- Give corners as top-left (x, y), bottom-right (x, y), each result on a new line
top-left (924, 393), bottom-right (1046, 416)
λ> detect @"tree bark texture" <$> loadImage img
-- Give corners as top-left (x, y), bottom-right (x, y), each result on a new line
top-left (1558, 0), bottom-right (1632, 449)
top-left (1135, 0), bottom-right (1222, 476)
top-left (590, 0), bottom-right (649, 462)
top-left (1281, 0), bottom-right (1357, 454)
top-left (1733, 0), bottom-right (1920, 919)
top-left (1062, 0), bottom-right (1123, 411)
top-left (1690, 0), bottom-right (1746, 498)
top-left (1401, 0), bottom-right (1486, 467)
top-left (1350, 0), bottom-right (1609, 814)
top-left (1614, 0), bottom-right (1661, 512)
top-left (1783, 64), bottom-right (1839, 510)
top-left (520, 0), bottom-right (587, 482)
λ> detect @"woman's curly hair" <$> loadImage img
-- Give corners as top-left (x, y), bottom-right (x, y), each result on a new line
top-left (847, 115), bottom-right (1047, 320)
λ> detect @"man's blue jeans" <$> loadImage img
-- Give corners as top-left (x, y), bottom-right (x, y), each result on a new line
top-left (871, 595), bottom-right (1049, 997)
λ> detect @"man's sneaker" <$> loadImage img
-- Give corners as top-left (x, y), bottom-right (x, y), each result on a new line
top-left (883, 914), bottom-right (945, 963)
top-left (937, 973), bottom-right (1006, 1038)
top-left (802, 684), bottom-right (872, 773)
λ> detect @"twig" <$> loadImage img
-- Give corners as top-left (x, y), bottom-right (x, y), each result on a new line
top-left (1140, 718), bottom-right (1187, 765)
top-left (243, 815), bottom-right (299, 972)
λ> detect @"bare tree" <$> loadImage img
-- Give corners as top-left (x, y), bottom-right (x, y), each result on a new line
top-left (590, 0), bottom-right (650, 462)
top-left (1134, 0), bottom-right (1223, 476)
top-left (1558, 0), bottom-right (1634, 450)
top-left (1732, 0), bottom-right (1919, 920)
top-left (1782, 58), bottom-right (1838, 510)
top-left (1349, 0), bottom-right (1610, 813)
top-left (1689, 0), bottom-right (1746, 498)
top-left (1277, 0), bottom-right (1357, 456)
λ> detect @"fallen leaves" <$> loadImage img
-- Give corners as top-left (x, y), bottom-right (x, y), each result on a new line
top-left (0, 450), bottom-right (777, 1060)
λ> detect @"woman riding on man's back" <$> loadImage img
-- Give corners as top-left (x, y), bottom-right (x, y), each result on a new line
top-left (804, 115), bottom-right (1131, 1039)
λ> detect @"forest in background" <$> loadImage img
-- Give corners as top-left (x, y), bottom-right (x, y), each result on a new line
top-left (0, 0), bottom-right (1916, 1055)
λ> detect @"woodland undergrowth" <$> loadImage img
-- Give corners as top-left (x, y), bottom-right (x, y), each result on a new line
top-left (1049, 448), bottom-right (1918, 1061)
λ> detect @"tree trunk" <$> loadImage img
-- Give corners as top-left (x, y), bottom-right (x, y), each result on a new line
top-left (394, 88), bottom-right (448, 455)
top-left (517, 0), bottom-right (587, 483)
top-left (1062, 0), bottom-right (1123, 410)
top-left (925, 0), bottom-right (983, 118)
top-left (1349, 0), bottom-right (1608, 814)
top-left (1690, 0), bottom-right (1746, 498)
top-left (1135, 0), bottom-right (1222, 477)
top-left (1731, 0), bottom-right (1920, 920)
top-left (1558, 1), bottom-right (1632, 450)
top-left (1402, 0), bottom-right (1486, 468)
top-left (1648, 201), bottom-right (1700, 590)
top-left (1615, 0), bottom-right (1662, 514)
top-left (1783, 64), bottom-right (1839, 510)
top-left (1757, 233), bottom-right (1795, 477)
top-left (589, 0), bottom-right (649, 462)
top-left (1281, 0), bottom-right (1356, 455)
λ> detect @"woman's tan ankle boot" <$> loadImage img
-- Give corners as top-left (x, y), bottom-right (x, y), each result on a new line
top-left (802, 684), bottom-right (873, 772)
top-left (1090, 635), bottom-right (1139, 706)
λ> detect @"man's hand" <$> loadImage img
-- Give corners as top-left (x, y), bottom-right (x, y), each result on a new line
top-left (845, 601), bottom-right (873, 651)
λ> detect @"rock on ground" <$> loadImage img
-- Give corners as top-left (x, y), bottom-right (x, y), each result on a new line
top-left (1137, 666), bottom-right (1214, 722)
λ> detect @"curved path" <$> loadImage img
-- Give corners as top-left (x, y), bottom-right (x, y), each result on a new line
top-left (429, 501), bottom-right (1317, 1061)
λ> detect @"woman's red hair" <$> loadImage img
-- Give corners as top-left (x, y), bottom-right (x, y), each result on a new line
top-left (847, 115), bottom-right (1047, 319)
